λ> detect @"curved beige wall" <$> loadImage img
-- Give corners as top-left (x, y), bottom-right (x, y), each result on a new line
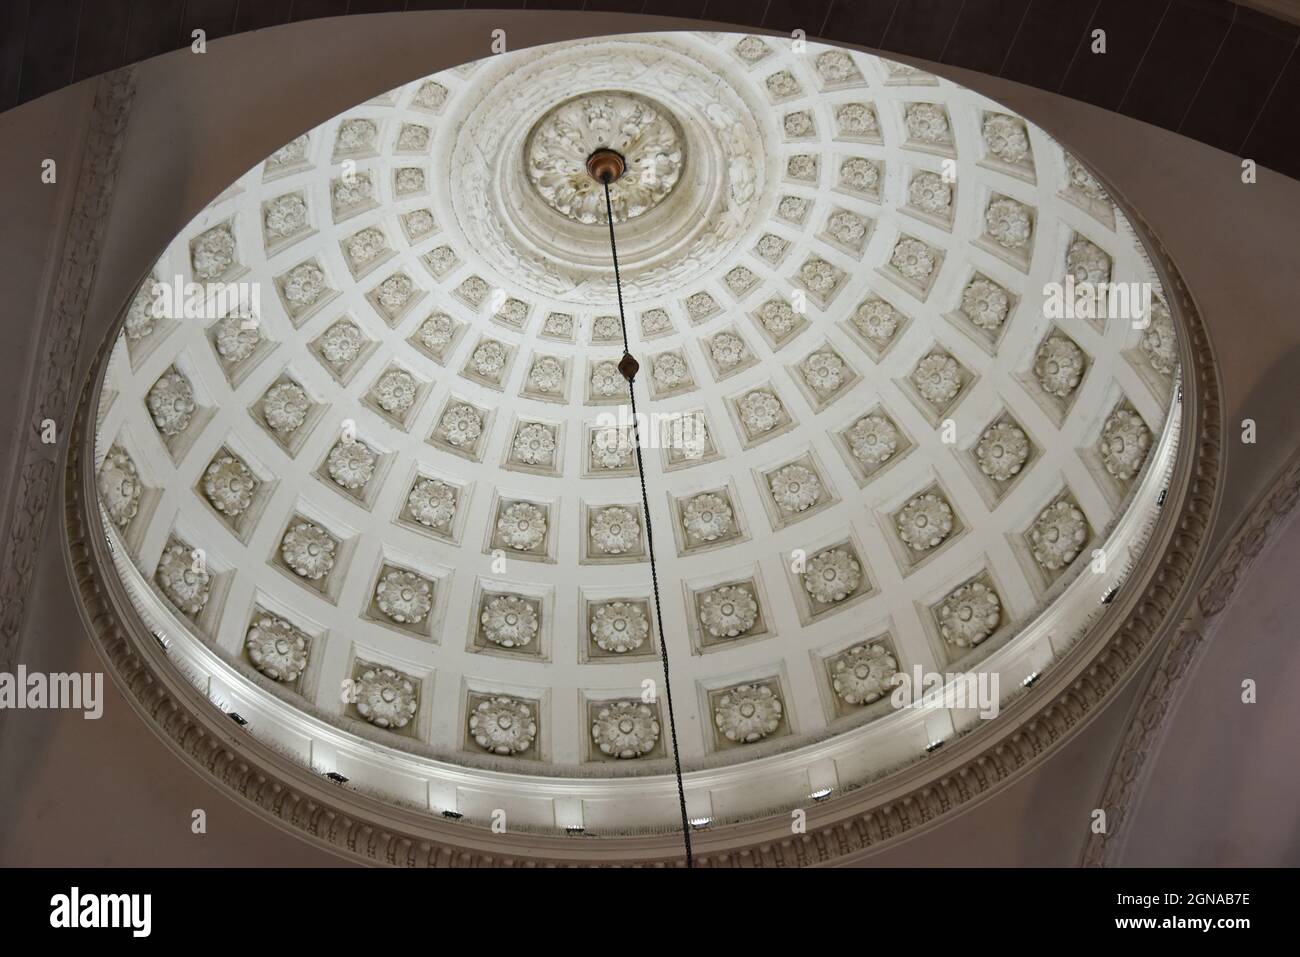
top-left (2, 10), bottom-right (1298, 865)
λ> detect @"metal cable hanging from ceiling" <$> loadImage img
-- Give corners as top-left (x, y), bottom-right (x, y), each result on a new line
top-left (593, 149), bottom-right (693, 868)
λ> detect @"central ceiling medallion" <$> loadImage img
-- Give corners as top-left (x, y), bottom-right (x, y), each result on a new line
top-left (526, 92), bottom-right (684, 224)
top-left (449, 38), bottom-right (767, 303)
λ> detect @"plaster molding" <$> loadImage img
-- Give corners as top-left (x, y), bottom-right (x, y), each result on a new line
top-left (64, 154), bottom-right (1223, 864)
top-left (1081, 444), bottom-right (1300, 868)
top-left (0, 68), bottom-right (135, 669)
top-left (447, 36), bottom-right (767, 304)
top-left (87, 40), bottom-right (1188, 804)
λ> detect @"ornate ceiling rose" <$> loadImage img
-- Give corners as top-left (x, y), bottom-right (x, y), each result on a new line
top-left (831, 643), bottom-right (898, 706)
top-left (355, 667), bottom-right (418, 729)
top-left (97, 447), bottom-right (141, 528)
top-left (526, 92), bottom-right (682, 224)
top-left (591, 601), bottom-right (649, 653)
top-left (245, 615), bottom-right (309, 683)
top-left (804, 547), bottom-right (862, 604)
top-left (470, 696), bottom-right (537, 754)
top-left (447, 36), bottom-right (769, 303)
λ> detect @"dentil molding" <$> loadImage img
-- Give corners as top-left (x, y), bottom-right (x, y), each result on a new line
top-left (0, 68), bottom-right (136, 670)
top-left (64, 156), bottom-right (1224, 865)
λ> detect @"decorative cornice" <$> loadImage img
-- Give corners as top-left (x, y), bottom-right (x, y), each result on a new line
top-left (0, 68), bottom-right (135, 670)
top-left (88, 40), bottom-right (1189, 797)
top-left (1082, 445), bottom-right (1300, 867)
top-left (63, 156), bottom-right (1224, 864)
top-left (1198, 455), bottom-right (1300, 619)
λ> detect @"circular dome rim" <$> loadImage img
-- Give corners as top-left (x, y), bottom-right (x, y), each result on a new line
top-left (67, 250), bottom-right (1218, 863)
top-left (67, 36), bottom-right (1223, 863)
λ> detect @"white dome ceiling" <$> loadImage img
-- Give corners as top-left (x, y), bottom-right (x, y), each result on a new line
top-left (92, 32), bottom-right (1181, 831)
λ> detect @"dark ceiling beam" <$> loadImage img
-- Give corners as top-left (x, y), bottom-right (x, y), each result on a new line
top-left (1, 0), bottom-right (1296, 179)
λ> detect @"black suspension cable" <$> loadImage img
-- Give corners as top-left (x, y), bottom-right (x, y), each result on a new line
top-left (602, 176), bottom-right (693, 868)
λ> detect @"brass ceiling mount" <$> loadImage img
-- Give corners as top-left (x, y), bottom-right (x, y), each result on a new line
top-left (585, 147), bottom-right (626, 184)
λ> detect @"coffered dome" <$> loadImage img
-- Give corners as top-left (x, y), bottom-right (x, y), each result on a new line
top-left (92, 32), bottom-right (1181, 836)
